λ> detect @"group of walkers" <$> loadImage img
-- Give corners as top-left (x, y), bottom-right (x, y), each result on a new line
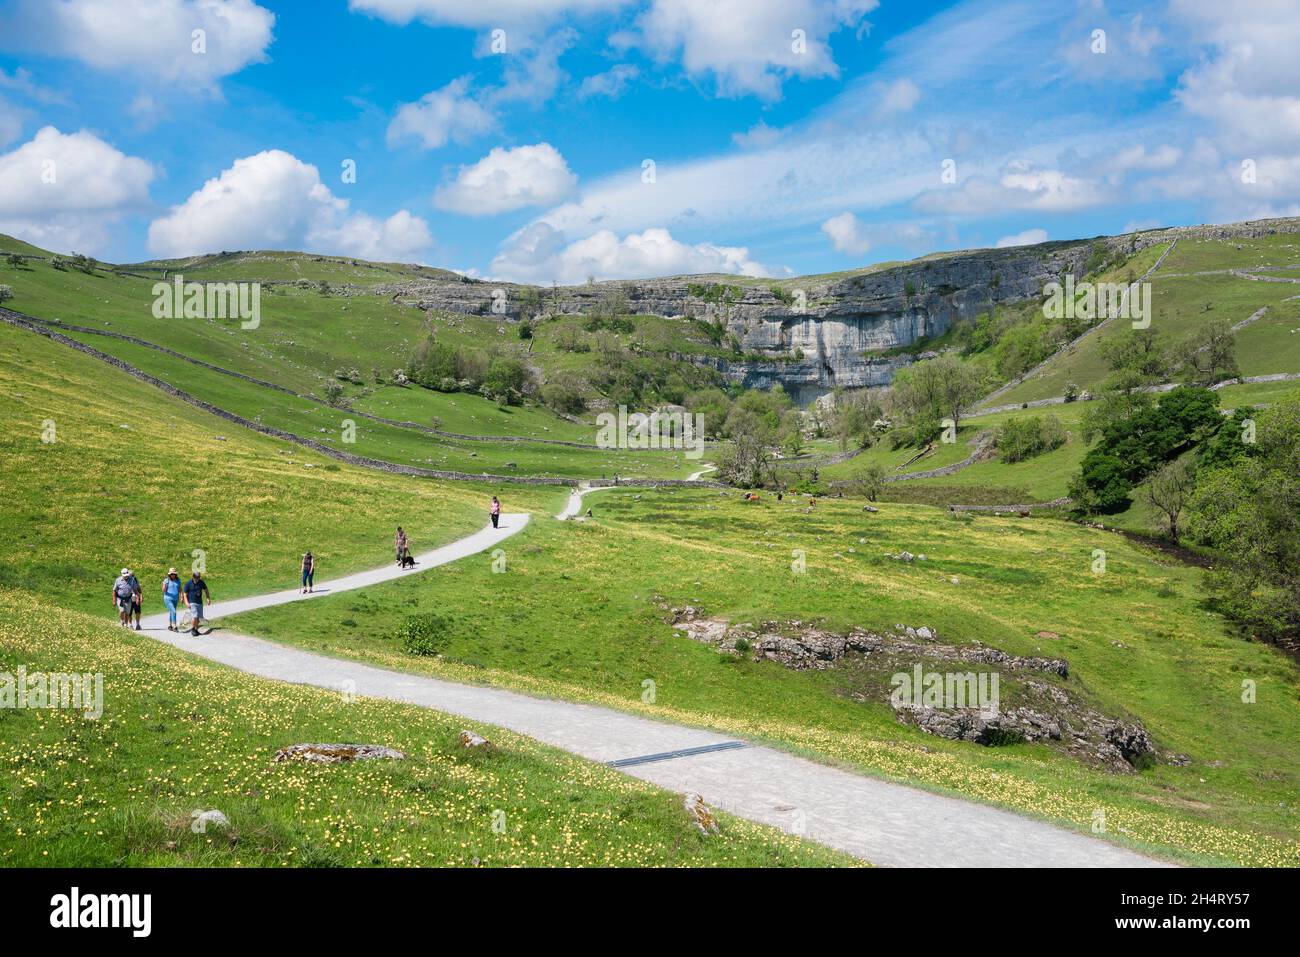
top-left (114, 496), bottom-right (504, 634)
top-left (112, 567), bottom-right (210, 636)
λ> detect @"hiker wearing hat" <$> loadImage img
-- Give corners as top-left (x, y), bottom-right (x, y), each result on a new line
top-left (161, 568), bottom-right (183, 631)
top-left (112, 568), bottom-right (142, 630)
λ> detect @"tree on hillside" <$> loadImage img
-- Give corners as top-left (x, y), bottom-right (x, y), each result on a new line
top-left (1144, 457), bottom-right (1196, 542)
top-left (716, 408), bottom-right (779, 488)
top-left (1174, 318), bottom-right (1240, 387)
top-left (1099, 327), bottom-right (1168, 394)
top-left (888, 355), bottom-right (985, 445)
top-left (1185, 392), bottom-right (1300, 645)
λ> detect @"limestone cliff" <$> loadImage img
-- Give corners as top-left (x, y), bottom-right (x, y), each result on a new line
top-left (379, 217), bottom-right (1300, 405)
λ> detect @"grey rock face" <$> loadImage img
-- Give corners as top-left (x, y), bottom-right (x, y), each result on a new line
top-left (372, 217), bottom-right (1300, 404)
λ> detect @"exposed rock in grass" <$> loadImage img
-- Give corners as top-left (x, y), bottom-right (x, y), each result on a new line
top-left (658, 601), bottom-right (1166, 772)
top-left (274, 743), bottom-right (407, 763)
top-left (684, 793), bottom-right (720, 835)
top-left (459, 730), bottom-right (491, 748)
top-left (192, 809), bottom-right (230, 830)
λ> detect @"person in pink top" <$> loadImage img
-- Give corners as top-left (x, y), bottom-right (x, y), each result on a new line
top-left (490, 496), bottom-right (501, 529)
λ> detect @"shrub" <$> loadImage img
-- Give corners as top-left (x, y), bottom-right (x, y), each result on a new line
top-left (541, 376), bottom-right (586, 416)
top-left (396, 612), bottom-right (453, 656)
top-left (0, 284), bottom-right (12, 304)
top-left (322, 380), bottom-right (345, 405)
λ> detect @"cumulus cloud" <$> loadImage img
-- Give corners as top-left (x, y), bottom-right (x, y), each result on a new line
top-left (490, 223), bottom-right (778, 283)
top-left (0, 126), bottom-right (154, 253)
top-left (147, 149), bottom-right (431, 261)
top-left (916, 159), bottom-right (1107, 215)
top-left (387, 77), bottom-right (496, 150)
top-left (821, 211), bottom-right (872, 256)
top-left (821, 211), bottom-right (932, 257)
top-left (631, 0), bottom-right (877, 99)
top-left (0, 0), bottom-right (275, 90)
top-left (434, 143), bottom-right (577, 215)
top-left (1172, 0), bottom-right (1300, 152)
top-left (995, 228), bottom-right (1048, 248)
top-left (577, 64), bottom-right (639, 100)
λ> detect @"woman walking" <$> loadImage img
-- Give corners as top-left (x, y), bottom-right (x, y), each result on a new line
top-left (161, 568), bottom-right (183, 631)
top-left (395, 526), bottom-right (407, 565)
top-left (301, 551), bottom-right (315, 593)
top-left (490, 496), bottom-right (501, 529)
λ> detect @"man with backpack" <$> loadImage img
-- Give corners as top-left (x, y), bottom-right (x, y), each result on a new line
top-left (112, 568), bottom-right (142, 630)
top-left (183, 571), bottom-right (212, 637)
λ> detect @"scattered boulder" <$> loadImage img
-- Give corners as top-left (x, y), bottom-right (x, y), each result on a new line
top-left (459, 730), bottom-right (491, 748)
top-left (684, 793), bottom-right (720, 835)
top-left (192, 809), bottom-right (230, 829)
top-left (274, 743), bottom-right (407, 763)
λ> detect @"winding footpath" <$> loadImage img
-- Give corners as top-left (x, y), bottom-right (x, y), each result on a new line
top-left (139, 500), bottom-right (1166, 868)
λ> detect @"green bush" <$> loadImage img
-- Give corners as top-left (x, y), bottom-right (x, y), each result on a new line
top-left (396, 612), bottom-right (453, 657)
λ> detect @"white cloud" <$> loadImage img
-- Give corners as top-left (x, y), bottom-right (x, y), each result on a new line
top-left (387, 77), bottom-right (496, 150)
top-left (874, 77), bottom-right (920, 115)
top-left (731, 120), bottom-right (784, 149)
top-left (147, 149), bottom-right (431, 262)
top-left (631, 0), bottom-right (878, 99)
top-left (434, 143), bottom-right (577, 215)
top-left (0, 126), bottom-right (154, 253)
top-left (491, 223), bottom-right (778, 283)
top-left (1172, 0), bottom-right (1300, 153)
top-left (0, 0), bottom-right (274, 90)
top-left (349, 0), bottom-right (624, 29)
top-left (916, 160), bottom-right (1107, 215)
top-left (821, 211), bottom-right (872, 256)
top-left (578, 64), bottom-right (639, 100)
top-left (521, 127), bottom-right (941, 249)
top-left (820, 211), bottom-right (932, 257)
top-left (488, 28), bottom-right (575, 107)
top-left (995, 228), bottom-right (1047, 248)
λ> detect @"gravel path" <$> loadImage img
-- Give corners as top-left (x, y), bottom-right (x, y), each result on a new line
top-left (140, 508), bottom-right (1169, 868)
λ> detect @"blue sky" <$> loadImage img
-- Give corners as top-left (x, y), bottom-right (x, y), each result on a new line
top-left (0, 0), bottom-right (1296, 283)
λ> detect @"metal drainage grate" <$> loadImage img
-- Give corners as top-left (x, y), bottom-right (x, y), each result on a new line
top-left (607, 740), bottom-right (749, 769)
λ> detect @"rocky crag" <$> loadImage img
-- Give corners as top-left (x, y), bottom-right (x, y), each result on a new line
top-left (377, 217), bottom-right (1300, 405)
top-left (658, 600), bottom-right (1189, 773)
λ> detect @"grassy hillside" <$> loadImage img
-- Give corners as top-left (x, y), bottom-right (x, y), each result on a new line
top-left (0, 320), bottom-right (560, 616)
top-left (228, 488), bottom-right (1300, 866)
top-left (990, 234), bottom-right (1300, 406)
top-left (0, 589), bottom-right (848, 867)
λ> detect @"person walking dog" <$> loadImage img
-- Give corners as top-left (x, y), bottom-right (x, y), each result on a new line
top-left (395, 526), bottom-right (407, 565)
